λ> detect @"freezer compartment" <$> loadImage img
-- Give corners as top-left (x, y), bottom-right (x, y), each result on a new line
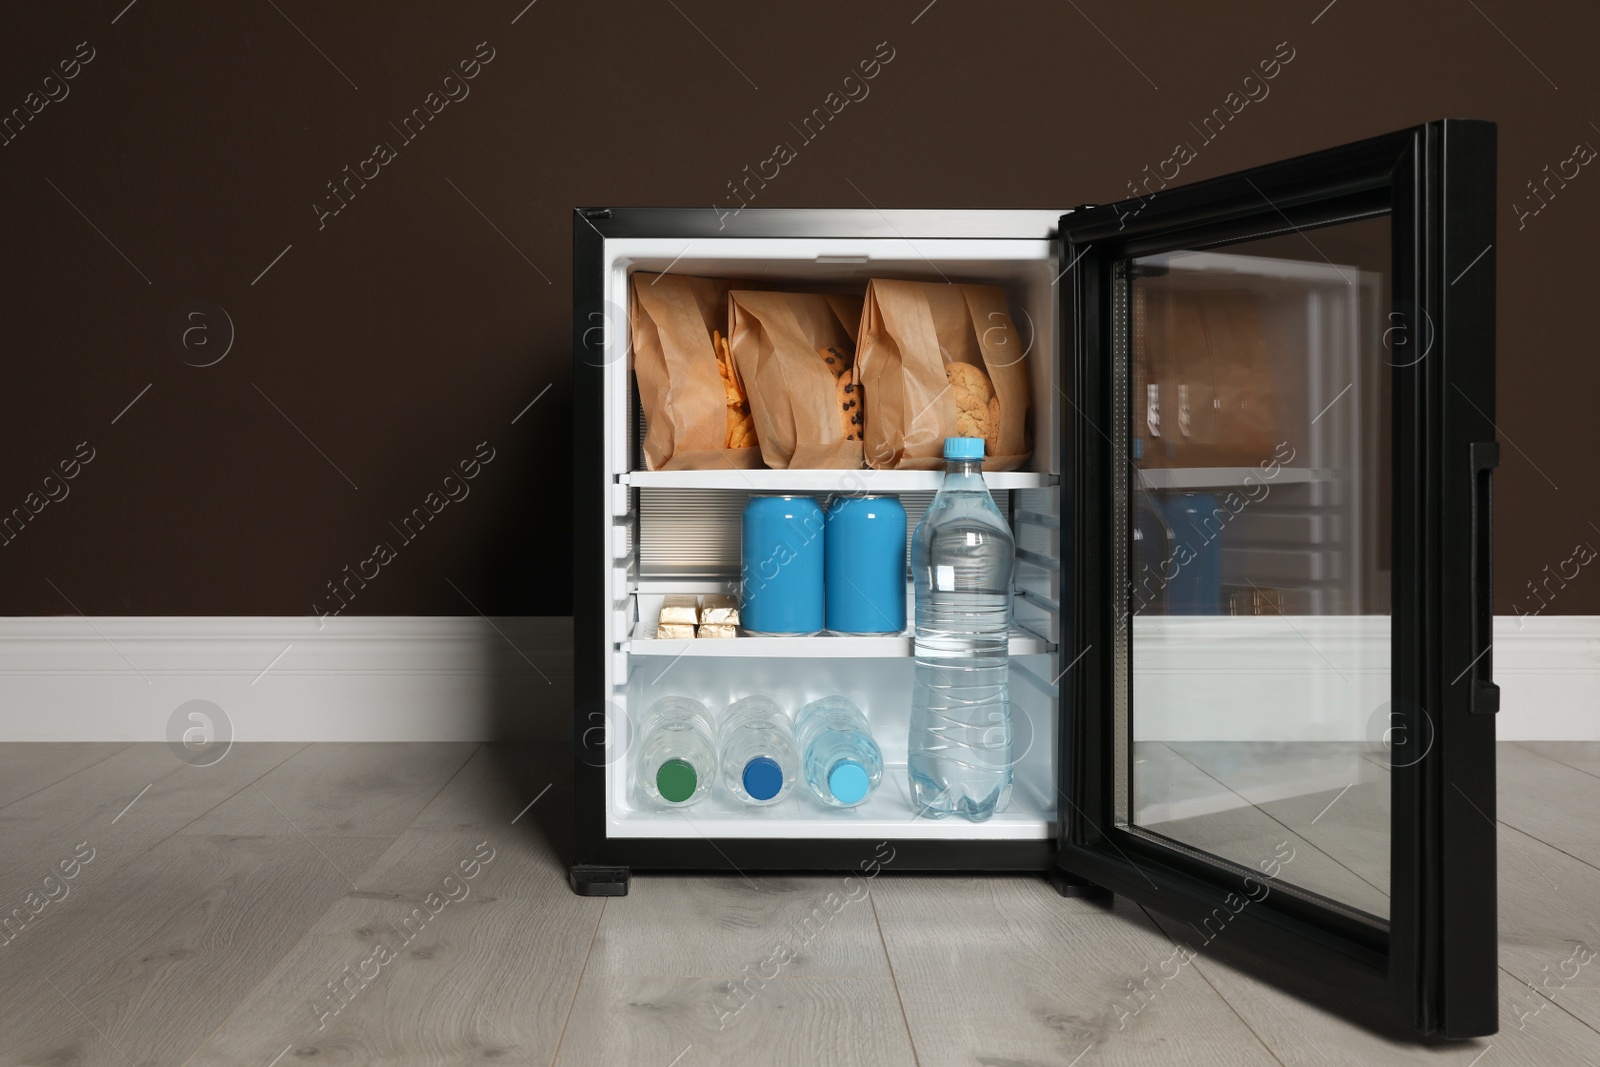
top-left (607, 653), bottom-right (1058, 840)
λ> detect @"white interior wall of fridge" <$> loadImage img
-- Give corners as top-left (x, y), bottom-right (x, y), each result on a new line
top-left (597, 235), bottom-right (1063, 840)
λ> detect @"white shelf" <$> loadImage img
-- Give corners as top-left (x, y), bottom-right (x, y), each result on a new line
top-left (625, 468), bottom-right (1055, 492)
top-left (607, 760), bottom-right (1056, 840)
top-left (627, 627), bottom-right (1053, 658)
top-left (1135, 467), bottom-right (1329, 490)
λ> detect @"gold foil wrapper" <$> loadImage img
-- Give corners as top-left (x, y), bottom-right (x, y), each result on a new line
top-left (698, 594), bottom-right (740, 626)
top-left (655, 622), bottom-right (696, 640)
top-left (658, 594), bottom-right (700, 626)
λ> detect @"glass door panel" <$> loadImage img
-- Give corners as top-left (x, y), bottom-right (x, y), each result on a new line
top-left (1059, 120), bottom-right (1500, 1037)
top-left (1122, 218), bottom-right (1394, 924)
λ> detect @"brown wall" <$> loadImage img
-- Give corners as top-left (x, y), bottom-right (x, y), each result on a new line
top-left (1, 0), bottom-right (1593, 616)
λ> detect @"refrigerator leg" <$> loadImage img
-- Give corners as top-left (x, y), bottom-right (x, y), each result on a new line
top-left (1048, 868), bottom-right (1112, 903)
top-left (569, 865), bottom-right (631, 897)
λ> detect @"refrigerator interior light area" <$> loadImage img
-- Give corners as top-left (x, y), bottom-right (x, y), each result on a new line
top-left (570, 120), bottom-right (1499, 1038)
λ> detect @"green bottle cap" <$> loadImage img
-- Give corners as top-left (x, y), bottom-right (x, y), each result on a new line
top-left (656, 758), bottom-right (698, 804)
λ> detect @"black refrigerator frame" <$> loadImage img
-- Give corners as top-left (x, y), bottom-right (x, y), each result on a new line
top-left (570, 207), bottom-right (1066, 882)
top-left (568, 119), bottom-right (1498, 1039)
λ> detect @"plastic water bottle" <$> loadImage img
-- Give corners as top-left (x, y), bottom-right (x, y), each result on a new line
top-left (908, 437), bottom-right (1016, 820)
top-left (797, 696), bottom-right (883, 808)
top-left (719, 695), bottom-right (799, 806)
top-left (635, 696), bottom-right (716, 808)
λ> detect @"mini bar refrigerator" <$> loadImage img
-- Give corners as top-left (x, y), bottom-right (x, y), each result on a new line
top-left (570, 120), bottom-right (1500, 1038)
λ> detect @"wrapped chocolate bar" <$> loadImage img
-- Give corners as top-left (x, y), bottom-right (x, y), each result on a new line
top-left (656, 594), bottom-right (700, 639)
top-left (699, 594), bottom-right (740, 626)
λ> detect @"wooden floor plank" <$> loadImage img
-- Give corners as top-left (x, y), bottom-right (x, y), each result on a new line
top-left (1141, 779), bottom-right (1600, 1063)
top-left (1131, 741), bottom-right (1247, 823)
top-left (403, 743), bottom-right (554, 831)
top-left (0, 741), bottom-right (129, 809)
top-left (2, 831), bottom-right (394, 1067)
top-left (0, 738), bottom-right (1590, 1064)
top-left (1164, 741), bottom-right (1381, 809)
top-left (1496, 821), bottom-right (1600, 1036)
top-left (554, 976), bottom-right (917, 1067)
top-left (1248, 776), bottom-right (1391, 920)
top-left (1496, 743), bottom-right (1600, 870)
top-left (872, 873), bottom-right (1281, 1066)
top-left (178, 741), bottom-right (479, 839)
top-left (1514, 741), bottom-right (1600, 782)
top-left (586, 872), bottom-right (892, 979)
top-left (184, 740), bottom-right (598, 1067)
top-left (0, 743), bottom-right (305, 949)
top-left (1134, 749), bottom-right (1390, 920)
top-left (183, 826), bottom-right (600, 1066)
top-left (1147, 907), bottom-right (1599, 1064)
top-left (0, 742), bottom-right (297, 881)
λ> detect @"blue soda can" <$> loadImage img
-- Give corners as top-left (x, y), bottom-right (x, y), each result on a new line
top-left (742, 495), bottom-right (825, 635)
top-left (1161, 493), bottom-right (1223, 615)
top-left (824, 495), bottom-right (907, 634)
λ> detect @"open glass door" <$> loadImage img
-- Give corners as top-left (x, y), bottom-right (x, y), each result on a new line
top-left (1057, 120), bottom-right (1499, 1037)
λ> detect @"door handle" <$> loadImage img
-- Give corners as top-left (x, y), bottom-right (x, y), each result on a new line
top-left (1469, 441), bottom-right (1500, 715)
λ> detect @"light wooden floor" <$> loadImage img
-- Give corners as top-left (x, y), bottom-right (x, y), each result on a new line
top-left (1, 741), bottom-right (1597, 1066)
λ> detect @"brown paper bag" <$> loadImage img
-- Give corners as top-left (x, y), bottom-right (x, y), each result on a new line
top-left (630, 273), bottom-right (762, 471)
top-left (728, 290), bottom-right (865, 470)
top-left (1138, 288), bottom-right (1279, 468)
top-left (856, 280), bottom-right (1033, 471)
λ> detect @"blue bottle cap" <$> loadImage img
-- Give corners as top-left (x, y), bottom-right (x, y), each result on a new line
top-left (827, 760), bottom-right (871, 805)
top-left (944, 437), bottom-right (985, 460)
top-left (742, 756), bottom-right (784, 801)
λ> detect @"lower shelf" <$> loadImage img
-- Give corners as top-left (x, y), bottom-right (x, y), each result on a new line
top-left (605, 759), bottom-right (1057, 841)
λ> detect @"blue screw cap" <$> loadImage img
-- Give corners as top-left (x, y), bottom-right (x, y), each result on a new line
top-left (944, 437), bottom-right (985, 460)
top-left (742, 756), bottom-right (784, 801)
top-left (827, 760), bottom-right (871, 806)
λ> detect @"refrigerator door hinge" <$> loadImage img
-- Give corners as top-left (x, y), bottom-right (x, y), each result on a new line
top-left (580, 208), bottom-right (613, 220)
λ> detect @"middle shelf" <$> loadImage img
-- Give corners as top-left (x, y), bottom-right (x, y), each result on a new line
top-left (625, 468), bottom-right (1056, 491)
top-left (627, 628), bottom-right (1054, 658)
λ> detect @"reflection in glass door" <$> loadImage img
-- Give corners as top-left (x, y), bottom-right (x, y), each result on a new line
top-left (1119, 216), bottom-right (1395, 924)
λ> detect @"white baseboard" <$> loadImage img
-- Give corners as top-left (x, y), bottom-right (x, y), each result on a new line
top-left (0, 615), bottom-right (1593, 741)
top-left (0, 616), bottom-right (570, 742)
top-left (1128, 615), bottom-right (1599, 742)
top-left (1494, 616), bottom-right (1600, 740)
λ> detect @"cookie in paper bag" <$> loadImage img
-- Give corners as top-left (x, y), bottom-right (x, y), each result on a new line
top-left (945, 361), bottom-right (998, 454)
top-left (714, 330), bottom-right (757, 449)
top-left (818, 345), bottom-right (852, 379)
top-left (836, 368), bottom-right (864, 442)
